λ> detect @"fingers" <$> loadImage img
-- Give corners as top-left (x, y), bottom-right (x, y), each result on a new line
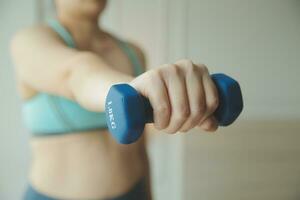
top-left (131, 70), bottom-right (171, 130)
top-left (178, 63), bottom-right (206, 132)
top-left (158, 60), bottom-right (219, 134)
top-left (145, 71), bottom-right (171, 130)
top-left (198, 116), bottom-right (218, 132)
top-left (174, 60), bottom-right (219, 133)
top-left (200, 67), bottom-right (219, 123)
top-left (131, 59), bottom-right (220, 134)
top-left (160, 64), bottom-right (190, 134)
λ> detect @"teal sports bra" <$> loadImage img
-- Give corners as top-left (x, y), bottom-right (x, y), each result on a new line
top-left (23, 20), bottom-right (144, 136)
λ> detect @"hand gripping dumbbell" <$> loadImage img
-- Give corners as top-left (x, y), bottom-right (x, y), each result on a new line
top-left (105, 73), bottom-right (243, 144)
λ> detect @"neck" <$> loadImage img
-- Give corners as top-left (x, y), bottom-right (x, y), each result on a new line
top-left (57, 14), bottom-right (105, 49)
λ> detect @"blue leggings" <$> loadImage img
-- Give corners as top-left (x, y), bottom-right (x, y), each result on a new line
top-left (23, 179), bottom-right (147, 200)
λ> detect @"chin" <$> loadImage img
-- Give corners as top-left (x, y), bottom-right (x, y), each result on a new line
top-left (82, 0), bottom-right (107, 17)
top-left (56, 0), bottom-right (107, 19)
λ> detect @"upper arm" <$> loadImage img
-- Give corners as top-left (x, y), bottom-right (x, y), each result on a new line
top-left (10, 25), bottom-right (81, 98)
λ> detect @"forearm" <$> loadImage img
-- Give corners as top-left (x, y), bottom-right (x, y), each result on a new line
top-left (67, 52), bottom-right (133, 112)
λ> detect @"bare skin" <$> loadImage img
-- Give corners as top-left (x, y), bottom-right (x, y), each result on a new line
top-left (11, 0), bottom-right (219, 199)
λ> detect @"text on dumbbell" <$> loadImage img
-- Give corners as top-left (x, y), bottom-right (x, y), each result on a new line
top-left (107, 101), bottom-right (117, 129)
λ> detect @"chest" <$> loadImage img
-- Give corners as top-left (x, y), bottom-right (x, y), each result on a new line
top-left (93, 43), bottom-right (134, 75)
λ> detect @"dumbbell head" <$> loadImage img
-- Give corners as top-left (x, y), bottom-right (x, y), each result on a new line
top-left (105, 84), bottom-right (147, 144)
top-left (211, 73), bottom-right (243, 126)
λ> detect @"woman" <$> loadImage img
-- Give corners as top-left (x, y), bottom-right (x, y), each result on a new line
top-left (11, 0), bottom-right (219, 199)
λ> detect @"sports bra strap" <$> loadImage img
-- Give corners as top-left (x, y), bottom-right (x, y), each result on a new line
top-left (47, 19), bottom-right (76, 48)
top-left (116, 39), bottom-right (145, 76)
top-left (47, 19), bottom-right (144, 76)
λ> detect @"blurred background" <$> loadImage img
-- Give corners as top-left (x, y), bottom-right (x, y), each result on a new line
top-left (1, 0), bottom-right (300, 199)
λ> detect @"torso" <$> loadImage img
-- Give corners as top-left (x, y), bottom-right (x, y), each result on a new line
top-left (19, 27), bottom-right (148, 199)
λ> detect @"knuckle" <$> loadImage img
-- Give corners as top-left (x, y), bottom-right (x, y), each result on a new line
top-left (153, 68), bottom-right (162, 76)
top-left (204, 120), bottom-right (217, 132)
top-left (167, 129), bottom-right (178, 134)
top-left (154, 116), bottom-right (169, 130)
top-left (199, 64), bottom-right (209, 74)
top-left (172, 114), bottom-right (185, 127)
top-left (173, 114), bottom-right (184, 125)
top-left (153, 104), bottom-right (171, 130)
top-left (176, 59), bottom-right (195, 72)
top-left (207, 97), bottom-right (219, 112)
top-left (179, 128), bottom-right (189, 133)
top-left (157, 103), bottom-right (170, 114)
top-left (183, 59), bottom-right (194, 67)
top-left (189, 112), bottom-right (202, 126)
top-left (147, 69), bottom-right (160, 82)
top-left (206, 124), bottom-right (216, 132)
top-left (197, 101), bottom-right (207, 115)
top-left (154, 122), bottom-right (164, 130)
top-left (161, 63), bottom-right (171, 70)
top-left (164, 126), bottom-right (178, 134)
top-left (176, 104), bottom-right (190, 119)
top-left (187, 63), bottom-right (198, 74)
top-left (156, 123), bottom-right (167, 130)
top-left (191, 103), bottom-right (206, 123)
top-left (156, 103), bottom-right (170, 116)
top-left (169, 64), bottom-right (180, 75)
top-left (207, 120), bottom-right (214, 129)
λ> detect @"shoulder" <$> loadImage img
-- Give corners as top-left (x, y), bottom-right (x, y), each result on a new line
top-left (11, 24), bottom-right (65, 51)
top-left (12, 25), bottom-right (54, 41)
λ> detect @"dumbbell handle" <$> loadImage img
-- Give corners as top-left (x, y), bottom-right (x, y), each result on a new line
top-left (140, 73), bottom-right (243, 126)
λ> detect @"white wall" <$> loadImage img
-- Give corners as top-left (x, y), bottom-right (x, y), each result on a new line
top-left (0, 0), bottom-right (36, 199)
top-left (186, 120), bottom-right (300, 200)
top-left (183, 0), bottom-right (300, 199)
top-left (185, 0), bottom-right (300, 120)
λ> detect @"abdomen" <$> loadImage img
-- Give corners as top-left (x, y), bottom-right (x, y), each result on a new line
top-left (29, 130), bottom-right (148, 199)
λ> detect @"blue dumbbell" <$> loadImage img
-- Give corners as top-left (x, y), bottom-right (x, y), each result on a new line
top-left (105, 73), bottom-right (243, 144)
